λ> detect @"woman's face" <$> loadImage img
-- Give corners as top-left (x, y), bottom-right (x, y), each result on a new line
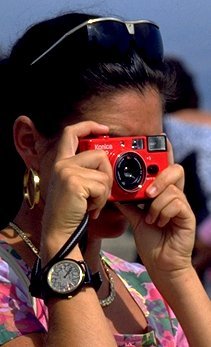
top-left (39, 87), bottom-right (163, 240)
top-left (78, 87), bottom-right (163, 239)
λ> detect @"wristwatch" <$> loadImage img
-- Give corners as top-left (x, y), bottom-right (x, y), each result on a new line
top-left (30, 257), bottom-right (102, 300)
top-left (42, 259), bottom-right (94, 300)
top-left (29, 214), bottom-right (104, 300)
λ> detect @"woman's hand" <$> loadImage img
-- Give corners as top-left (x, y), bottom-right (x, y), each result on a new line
top-left (41, 121), bottom-right (113, 254)
top-left (117, 141), bottom-right (196, 281)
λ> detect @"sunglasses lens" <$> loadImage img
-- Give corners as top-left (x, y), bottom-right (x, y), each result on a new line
top-left (87, 21), bottom-right (163, 65)
top-left (87, 21), bottom-right (131, 60)
top-left (135, 23), bottom-right (163, 65)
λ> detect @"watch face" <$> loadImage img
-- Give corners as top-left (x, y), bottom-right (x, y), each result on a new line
top-left (47, 260), bottom-right (85, 294)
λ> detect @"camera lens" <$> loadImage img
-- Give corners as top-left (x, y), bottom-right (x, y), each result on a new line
top-left (115, 152), bottom-right (145, 191)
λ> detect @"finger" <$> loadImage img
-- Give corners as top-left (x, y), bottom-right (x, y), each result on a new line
top-left (155, 198), bottom-right (192, 228)
top-left (145, 185), bottom-right (187, 224)
top-left (56, 150), bottom-right (113, 186)
top-left (55, 121), bottom-right (109, 161)
top-left (48, 170), bottom-right (112, 218)
top-left (65, 164), bottom-right (113, 199)
top-left (166, 138), bottom-right (174, 165)
top-left (146, 163), bottom-right (185, 199)
top-left (72, 175), bottom-right (111, 216)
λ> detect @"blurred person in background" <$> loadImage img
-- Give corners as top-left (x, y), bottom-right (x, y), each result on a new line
top-left (164, 56), bottom-right (211, 290)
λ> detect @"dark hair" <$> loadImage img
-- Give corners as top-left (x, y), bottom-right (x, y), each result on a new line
top-left (0, 12), bottom-right (175, 226)
top-left (164, 56), bottom-right (200, 113)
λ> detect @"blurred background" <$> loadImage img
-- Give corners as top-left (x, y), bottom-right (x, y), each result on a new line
top-left (0, 0), bottom-right (211, 109)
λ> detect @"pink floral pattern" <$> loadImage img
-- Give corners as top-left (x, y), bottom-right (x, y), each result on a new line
top-left (103, 251), bottom-right (189, 346)
top-left (0, 241), bottom-right (47, 344)
top-left (0, 241), bottom-right (188, 346)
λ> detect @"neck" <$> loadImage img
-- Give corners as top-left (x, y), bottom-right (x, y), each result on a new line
top-left (13, 203), bottom-right (104, 271)
top-left (12, 201), bottom-right (43, 251)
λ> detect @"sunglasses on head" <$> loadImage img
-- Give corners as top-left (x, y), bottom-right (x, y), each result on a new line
top-left (30, 17), bottom-right (164, 67)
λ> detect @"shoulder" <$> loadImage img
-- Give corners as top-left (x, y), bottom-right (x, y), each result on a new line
top-left (0, 241), bottom-right (47, 345)
top-left (174, 109), bottom-right (211, 125)
top-left (164, 112), bottom-right (211, 134)
top-left (0, 240), bottom-right (31, 276)
top-left (102, 251), bottom-right (189, 345)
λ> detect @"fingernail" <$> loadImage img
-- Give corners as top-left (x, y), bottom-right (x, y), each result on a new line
top-left (146, 185), bottom-right (157, 197)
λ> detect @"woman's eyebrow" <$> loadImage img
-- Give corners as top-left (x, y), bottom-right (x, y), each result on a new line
top-left (108, 129), bottom-right (129, 137)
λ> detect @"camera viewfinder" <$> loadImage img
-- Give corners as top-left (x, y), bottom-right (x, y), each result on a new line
top-left (148, 135), bottom-right (167, 152)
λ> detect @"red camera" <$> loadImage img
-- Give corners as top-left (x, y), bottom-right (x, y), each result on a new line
top-left (79, 135), bottom-right (168, 202)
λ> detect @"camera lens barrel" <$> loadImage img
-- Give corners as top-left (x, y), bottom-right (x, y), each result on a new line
top-left (115, 152), bottom-right (145, 191)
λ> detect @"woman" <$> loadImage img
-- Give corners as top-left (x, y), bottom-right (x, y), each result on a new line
top-left (0, 11), bottom-right (198, 346)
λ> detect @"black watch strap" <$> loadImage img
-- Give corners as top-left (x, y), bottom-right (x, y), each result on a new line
top-left (29, 214), bottom-right (102, 299)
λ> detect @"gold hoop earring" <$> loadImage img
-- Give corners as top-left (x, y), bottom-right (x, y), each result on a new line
top-left (23, 168), bottom-right (40, 209)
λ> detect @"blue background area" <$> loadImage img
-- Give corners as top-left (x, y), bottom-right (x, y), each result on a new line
top-left (0, 0), bottom-right (211, 109)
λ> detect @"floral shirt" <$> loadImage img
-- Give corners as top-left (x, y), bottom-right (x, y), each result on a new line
top-left (0, 241), bottom-right (188, 346)
top-left (0, 241), bottom-right (47, 345)
top-left (104, 252), bottom-right (188, 346)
